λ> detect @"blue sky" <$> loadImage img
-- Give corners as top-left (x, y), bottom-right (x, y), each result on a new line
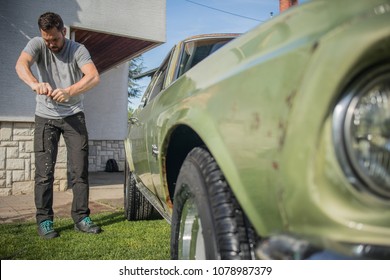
top-left (132, 0), bottom-right (279, 106)
top-left (142, 0), bottom-right (279, 70)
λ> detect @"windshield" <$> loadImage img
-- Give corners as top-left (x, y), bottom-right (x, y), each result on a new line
top-left (177, 37), bottom-right (234, 77)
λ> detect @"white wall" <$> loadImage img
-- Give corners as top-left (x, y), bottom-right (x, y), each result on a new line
top-left (73, 0), bottom-right (166, 42)
top-left (84, 63), bottom-right (129, 140)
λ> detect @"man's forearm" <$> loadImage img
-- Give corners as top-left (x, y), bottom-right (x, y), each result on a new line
top-left (67, 72), bottom-right (100, 97)
top-left (16, 59), bottom-right (53, 95)
top-left (15, 62), bottom-right (38, 90)
top-left (50, 63), bottom-right (100, 103)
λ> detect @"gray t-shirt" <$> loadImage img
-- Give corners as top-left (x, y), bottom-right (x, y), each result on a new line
top-left (24, 37), bottom-right (93, 119)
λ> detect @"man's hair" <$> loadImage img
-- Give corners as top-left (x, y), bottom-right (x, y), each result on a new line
top-left (38, 12), bottom-right (64, 31)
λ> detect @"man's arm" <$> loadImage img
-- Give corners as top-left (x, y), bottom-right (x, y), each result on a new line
top-left (15, 51), bottom-right (53, 95)
top-left (50, 62), bottom-right (100, 103)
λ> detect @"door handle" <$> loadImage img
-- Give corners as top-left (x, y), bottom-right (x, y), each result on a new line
top-left (151, 144), bottom-right (159, 158)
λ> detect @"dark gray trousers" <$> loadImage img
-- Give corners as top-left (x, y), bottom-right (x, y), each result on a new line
top-left (34, 112), bottom-right (90, 224)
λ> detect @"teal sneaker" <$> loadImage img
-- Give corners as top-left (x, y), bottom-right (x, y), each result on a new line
top-left (37, 220), bottom-right (59, 239)
top-left (74, 216), bottom-right (102, 234)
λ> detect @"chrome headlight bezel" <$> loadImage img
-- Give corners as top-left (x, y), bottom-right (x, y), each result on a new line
top-left (333, 64), bottom-right (390, 199)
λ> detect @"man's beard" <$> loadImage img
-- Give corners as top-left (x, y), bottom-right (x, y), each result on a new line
top-left (50, 46), bottom-right (60, 53)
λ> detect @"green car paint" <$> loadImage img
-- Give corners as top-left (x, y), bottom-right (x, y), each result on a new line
top-left (126, 0), bottom-right (390, 258)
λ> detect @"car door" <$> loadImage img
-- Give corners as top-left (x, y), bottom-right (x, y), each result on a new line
top-left (143, 53), bottom-right (173, 209)
top-left (128, 49), bottom-right (174, 198)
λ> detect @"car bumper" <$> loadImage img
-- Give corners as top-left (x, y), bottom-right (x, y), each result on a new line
top-left (256, 234), bottom-right (390, 260)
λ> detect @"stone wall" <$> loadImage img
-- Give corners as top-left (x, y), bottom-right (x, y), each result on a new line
top-left (88, 140), bottom-right (125, 172)
top-left (0, 121), bottom-right (125, 196)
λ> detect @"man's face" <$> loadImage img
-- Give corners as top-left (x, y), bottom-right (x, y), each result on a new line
top-left (40, 27), bottom-right (66, 53)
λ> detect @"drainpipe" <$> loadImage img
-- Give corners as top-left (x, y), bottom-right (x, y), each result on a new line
top-left (279, 0), bottom-right (298, 13)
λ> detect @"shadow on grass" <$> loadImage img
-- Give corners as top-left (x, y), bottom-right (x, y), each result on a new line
top-left (54, 211), bottom-right (125, 233)
top-left (55, 210), bottom-right (164, 234)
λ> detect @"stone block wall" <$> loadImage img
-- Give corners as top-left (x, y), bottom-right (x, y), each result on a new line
top-left (0, 121), bottom-right (125, 196)
top-left (0, 121), bottom-right (68, 196)
top-left (88, 140), bottom-right (125, 172)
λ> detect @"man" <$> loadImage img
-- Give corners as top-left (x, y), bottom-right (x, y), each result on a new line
top-left (15, 12), bottom-right (101, 239)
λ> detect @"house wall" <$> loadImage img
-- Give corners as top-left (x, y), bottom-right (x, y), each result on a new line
top-left (0, 0), bottom-right (165, 196)
top-left (84, 63), bottom-right (129, 140)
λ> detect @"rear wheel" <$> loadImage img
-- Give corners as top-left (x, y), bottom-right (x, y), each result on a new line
top-left (124, 161), bottom-right (154, 221)
top-left (170, 147), bottom-right (255, 259)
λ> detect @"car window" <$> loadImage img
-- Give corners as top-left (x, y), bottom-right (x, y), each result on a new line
top-left (177, 38), bottom-right (233, 78)
top-left (148, 63), bottom-right (168, 102)
top-left (145, 56), bottom-right (171, 105)
top-left (141, 48), bottom-right (174, 106)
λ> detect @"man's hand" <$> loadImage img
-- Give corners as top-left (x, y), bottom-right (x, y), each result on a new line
top-left (50, 88), bottom-right (70, 103)
top-left (31, 82), bottom-right (53, 95)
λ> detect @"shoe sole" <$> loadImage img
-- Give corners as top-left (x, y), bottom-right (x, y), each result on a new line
top-left (37, 229), bottom-right (59, 239)
top-left (74, 225), bottom-right (102, 234)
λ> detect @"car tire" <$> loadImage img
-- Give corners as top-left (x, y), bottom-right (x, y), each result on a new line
top-left (124, 161), bottom-right (155, 221)
top-left (171, 147), bottom-right (255, 260)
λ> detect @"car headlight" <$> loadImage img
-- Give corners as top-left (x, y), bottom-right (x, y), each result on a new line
top-left (333, 64), bottom-right (390, 199)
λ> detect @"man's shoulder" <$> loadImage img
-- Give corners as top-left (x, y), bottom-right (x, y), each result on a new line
top-left (66, 39), bottom-right (84, 50)
top-left (23, 37), bottom-right (45, 57)
top-left (66, 39), bottom-right (91, 60)
top-left (27, 37), bottom-right (45, 47)
top-left (65, 39), bottom-right (89, 55)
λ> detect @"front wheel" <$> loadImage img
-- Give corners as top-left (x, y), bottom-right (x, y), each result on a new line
top-left (170, 147), bottom-right (255, 260)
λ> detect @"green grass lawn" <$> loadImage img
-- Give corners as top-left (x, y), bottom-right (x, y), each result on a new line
top-left (0, 211), bottom-right (170, 260)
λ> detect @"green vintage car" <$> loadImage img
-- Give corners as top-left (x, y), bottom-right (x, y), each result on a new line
top-left (124, 0), bottom-right (390, 260)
